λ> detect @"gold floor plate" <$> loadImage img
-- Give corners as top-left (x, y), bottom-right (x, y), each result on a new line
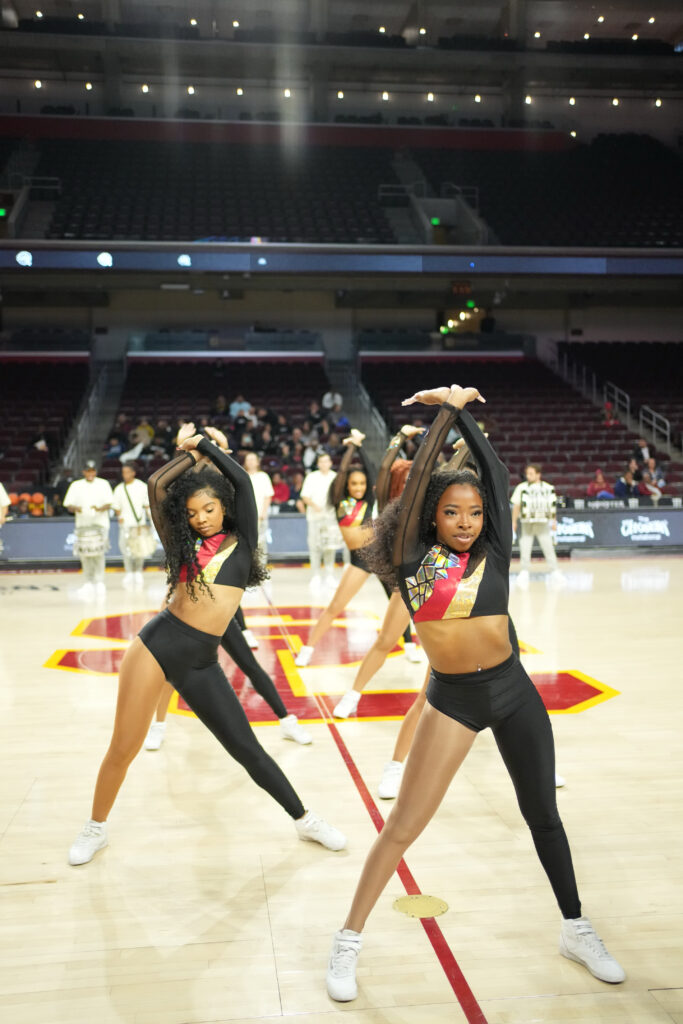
top-left (393, 894), bottom-right (449, 919)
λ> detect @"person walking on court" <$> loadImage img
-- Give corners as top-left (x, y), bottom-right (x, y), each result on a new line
top-left (511, 462), bottom-right (564, 588)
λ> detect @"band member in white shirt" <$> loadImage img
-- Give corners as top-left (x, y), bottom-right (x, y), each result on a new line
top-left (64, 459), bottom-right (114, 598)
top-left (112, 463), bottom-right (152, 589)
top-left (511, 463), bottom-right (563, 588)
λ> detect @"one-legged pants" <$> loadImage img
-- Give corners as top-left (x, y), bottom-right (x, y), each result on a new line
top-left (139, 609), bottom-right (305, 819)
top-left (427, 653), bottom-right (581, 919)
top-left (519, 522), bottom-right (558, 572)
top-left (220, 617), bottom-right (288, 720)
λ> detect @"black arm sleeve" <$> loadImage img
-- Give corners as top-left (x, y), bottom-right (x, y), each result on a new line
top-left (148, 451), bottom-right (198, 549)
top-left (329, 443), bottom-right (356, 507)
top-left (393, 404), bottom-right (458, 567)
top-left (454, 409), bottom-right (512, 560)
top-left (375, 432), bottom-right (406, 512)
top-left (196, 438), bottom-right (259, 549)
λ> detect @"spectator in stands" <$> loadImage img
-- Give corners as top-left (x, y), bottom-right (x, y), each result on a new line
top-left (47, 490), bottom-right (65, 517)
top-left (148, 431), bottom-right (172, 462)
top-left (255, 405), bottom-right (278, 431)
top-left (14, 498), bottom-right (31, 518)
top-left (211, 394), bottom-right (228, 417)
top-left (322, 389), bottom-right (343, 411)
top-left (64, 459), bottom-right (114, 599)
top-left (155, 418), bottom-right (175, 456)
top-left (275, 413), bottom-right (291, 438)
top-left (299, 419), bottom-right (317, 445)
top-left (133, 417), bottom-right (155, 446)
top-left (104, 436), bottom-right (124, 460)
top-left (631, 437), bottom-right (652, 464)
top-left (511, 463), bottom-right (563, 589)
top-left (614, 469), bottom-right (639, 499)
top-left (302, 441), bottom-right (320, 470)
top-left (257, 424), bottom-right (279, 458)
top-left (638, 472), bottom-right (663, 501)
top-left (28, 424), bottom-right (51, 455)
top-left (109, 413), bottom-right (132, 441)
top-left (229, 393), bottom-right (252, 418)
top-left (627, 457), bottom-right (642, 482)
top-left (308, 400), bottom-right (324, 425)
top-left (300, 452), bottom-right (338, 586)
top-left (270, 471), bottom-right (291, 507)
top-left (286, 470), bottom-right (306, 513)
top-left (53, 464), bottom-right (75, 503)
top-left (602, 401), bottom-right (618, 427)
top-left (244, 452), bottom-right (274, 554)
top-left (333, 404), bottom-right (350, 431)
top-left (646, 456), bottom-right (666, 488)
top-left (586, 469), bottom-right (614, 499)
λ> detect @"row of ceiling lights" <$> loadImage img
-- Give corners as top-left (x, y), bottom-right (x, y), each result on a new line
top-left (28, 80), bottom-right (668, 107)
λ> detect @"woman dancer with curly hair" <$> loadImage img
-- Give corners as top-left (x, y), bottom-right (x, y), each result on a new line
top-left (295, 427), bottom-right (423, 671)
top-left (68, 427), bottom-right (344, 865)
top-left (326, 385), bottom-right (624, 1001)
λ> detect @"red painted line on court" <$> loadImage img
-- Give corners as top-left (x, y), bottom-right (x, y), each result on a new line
top-left (261, 589), bottom-right (489, 1024)
top-left (325, 713), bottom-right (488, 1024)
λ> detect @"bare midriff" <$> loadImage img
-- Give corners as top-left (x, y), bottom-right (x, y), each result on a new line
top-left (415, 614), bottom-right (512, 675)
top-left (167, 584), bottom-right (244, 636)
top-left (340, 523), bottom-right (375, 551)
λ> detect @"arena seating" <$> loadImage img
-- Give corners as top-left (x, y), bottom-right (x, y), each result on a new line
top-left (558, 341), bottom-right (683, 448)
top-left (360, 355), bottom-right (681, 498)
top-left (36, 140), bottom-right (398, 244)
top-left (0, 357), bottom-right (89, 492)
top-left (412, 134), bottom-right (683, 248)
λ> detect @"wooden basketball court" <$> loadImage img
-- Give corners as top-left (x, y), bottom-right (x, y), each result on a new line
top-left (1, 557), bottom-right (682, 1023)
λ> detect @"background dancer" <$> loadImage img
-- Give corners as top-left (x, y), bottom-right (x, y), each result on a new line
top-left (69, 427), bottom-right (344, 866)
top-left (326, 384), bottom-right (624, 1002)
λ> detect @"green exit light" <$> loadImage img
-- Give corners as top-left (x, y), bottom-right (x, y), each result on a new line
top-left (0, 208), bottom-right (7, 218)
top-left (430, 217), bottom-right (440, 226)
top-left (439, 325), bottom-right (449, 334)
top-left (466, 299), bottom-right (476, 308)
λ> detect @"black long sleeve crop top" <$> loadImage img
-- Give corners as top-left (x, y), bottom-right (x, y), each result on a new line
top-left (148, 438), bottom-right (257, 589)
top-left (394, 403), bottom-right (512, 623)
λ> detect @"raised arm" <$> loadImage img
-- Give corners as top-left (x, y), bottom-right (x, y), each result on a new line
top-left (375, 424), bottom-right (423, 512)
top-left (329, 429), bottom-right (367, 506)
top-left (194, 437), bottom-right (259, 549)
top-left (148, 451), bottom-right (200, 548)
top-left (452, 409), bottom-right (511, 558)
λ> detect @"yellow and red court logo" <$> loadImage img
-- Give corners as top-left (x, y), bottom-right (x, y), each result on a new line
top-left (44, 605), bottom-right (618, 722)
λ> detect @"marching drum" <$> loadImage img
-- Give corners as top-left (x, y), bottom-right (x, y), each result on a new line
top-left (74, 525), bottom-right (107, 557)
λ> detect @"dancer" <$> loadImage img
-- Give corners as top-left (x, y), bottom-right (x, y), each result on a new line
top-left (144, 610), bottom-right (312, 750)
top-left (330, 425), bottom-right (424, 717)
top-left (69, 426), bottom-right (345, 866)
top-left (296, 428), bottom-right (421, 671)
top-left (326, 384), bottom-right (624, 1001)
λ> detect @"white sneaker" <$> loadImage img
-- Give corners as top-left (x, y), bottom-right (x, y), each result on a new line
top-left (516, 569), bottom-right (530, 590)
top-left (242, 628), bottom-right (259, 649)
top-left (279, 714), bottom-right (313, 745)
top-left (144, 721), bottom-right (167, 750)
top-left (555, 772), bottom-right (566, 788)
top-left (68, 820), bottom-right (108, 865)
top-left (295, 644), bottom-right (314, 667)
top-left (95, 581), bottom-right (106, 599)
top-left (327, 928), bottom-right (362, 1001)
top-left (333, 689), bottom-right (361, 719)
top-left (549, 569), bottom-right (567, 587)
top-left (75, 582), bottom-right (94, 600)
top-left (403, 641), bottom-right (422, 663)
top-left (560, 916), bottom-right (626, 983)
top-left (378, 760), bottom-right (404, 799)
top-left (122, 573), bottom-right (135, 590)
top-left (295, 810), bottom-right (346, 851)
top-left (134, 571), bottom-right (145, 589)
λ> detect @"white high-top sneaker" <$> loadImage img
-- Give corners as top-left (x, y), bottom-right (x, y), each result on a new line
top-left (560, 916), bottom-right (626, 983)
top-left (326, 929), bottom-right (362, 1001)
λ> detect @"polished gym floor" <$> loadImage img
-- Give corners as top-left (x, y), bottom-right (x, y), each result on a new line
top-left (1, 557), bottom-right (682, 1024)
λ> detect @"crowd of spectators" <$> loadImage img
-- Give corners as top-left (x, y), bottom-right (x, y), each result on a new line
top-left (100, 390), bottom-right (353, 513)
top-left (585, 437), bottom-right (670, 502)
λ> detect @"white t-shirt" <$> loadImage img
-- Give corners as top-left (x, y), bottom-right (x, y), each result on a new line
top-left (300, 469), bottom-right (337, 520)
top-left (0, 481), bottom-right (9, 513)
top-left (63, 477), bottom-right (114, 530)
top-left (112, 479), bottom-right (150, 527)
top-left (322, 391), bottom-right (342, 410)
top-left (248, 470), bottom-right (274, 520)
top-left (510, 480), bottom-right (557, 524)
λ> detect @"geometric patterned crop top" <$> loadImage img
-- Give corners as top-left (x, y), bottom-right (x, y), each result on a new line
top-left (395, 406), bottom-right (512, 623)
top-left (148, 437), bottom-right (258, 592)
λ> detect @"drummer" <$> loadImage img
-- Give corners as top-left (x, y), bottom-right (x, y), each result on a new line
top-left (64, 459), bottom-right (114, 599)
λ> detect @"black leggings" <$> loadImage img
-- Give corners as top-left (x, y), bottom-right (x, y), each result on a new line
top-left (139, 609), bottom-right (305, 819)
top-left (233, 605), bottom-right (247, 631)
top-left (220, 618), bottom-right (289, 720)
top-left (427, 653), bottom-right (581, 920)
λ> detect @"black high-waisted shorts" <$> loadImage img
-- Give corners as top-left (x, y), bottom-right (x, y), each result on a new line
top-left (426, 653), bottom-right (537, 733)
top-left (138, 608), bottom-right (222, 684)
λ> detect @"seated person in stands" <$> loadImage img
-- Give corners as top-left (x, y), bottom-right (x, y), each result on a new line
top-left (299, 420), bottom-right (318, 446)
top-left (322, 389), bottom-right (343, 411)
top-left (614, 469), bottom-right (639, 499)
top-left (154, 418), bottom-right (176, 457)
top-left (627, 457), bottom-right (642, 482)
top-left (646, 456), bottom-right (665, 488)
top-left (333, 405), bottom-right (350, 431)
top-left (257, 425), bottom-right (279, 458)
top-left (275, 413), bottom-right (291, 438)
top-left (586, 469), bottom-right (614, 499)
top-left (286, 471), bottom-right (306, 513)
top-left (229, 393), bottom-right (252, 418)
top-left (638, 472), bottom-right (663, 501)
top-left (104, 436), bottom-right (124, 459)
top-left (47, 491), bottom-right (65, 516)
top-left (28, 424), bottom-right (51, 455)
top-left (109, 413), bottom-right (131, 440)
top-left (270, 471), bottom-right (291, 506)
top-left (148, 432), bottom-right (171, 462)
top-left (602, 401), bottom-right (618, 427)
top-left (631, 437), bottom-right (652, 464)
top-left (255, 405), bottom-right (278, 431)
top-left (211, 393), bottom-right (228, 417)
top-left (14, 498), bottom-right (31, 518)
top-left (308, 400), bottom-right (323, 425)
